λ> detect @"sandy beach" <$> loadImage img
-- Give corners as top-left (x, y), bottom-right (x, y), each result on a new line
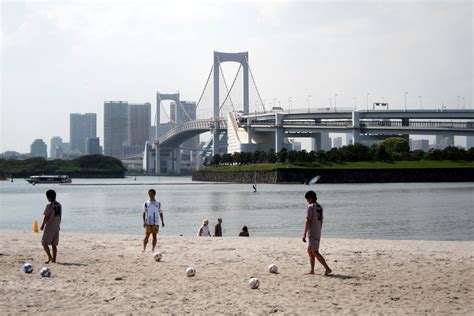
top-left (0, 230), bottom-right (472, 314)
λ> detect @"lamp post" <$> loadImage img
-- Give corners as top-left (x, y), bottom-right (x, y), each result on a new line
top-left (404, 92), bottom-right (408, 111)
top-left (307, 95), bottom-right (312, 113)
top-left (462, 97), bottom-right (465, 109)
top-left (334, 93), bottom-right (338, 111)
top-left (353, 97), bottom-right (357, 110)
top-left (329, 98), bottom-right (332, 108)
top-left (457, 96), bottom-right (460, 109)
top-left (419, 96), bottom-right (422, 109)
top-left (288, 97), bottom-right (292, 113)
top-left (366, 93), bottom-right (370, 112)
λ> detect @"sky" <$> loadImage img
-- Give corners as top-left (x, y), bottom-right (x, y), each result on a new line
top-left (1, 0), bottom-right (473, 153)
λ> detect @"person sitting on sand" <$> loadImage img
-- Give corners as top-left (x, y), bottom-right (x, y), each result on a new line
top-left (302, 190), bottom-right (332, 276)
top-left (142, 189), bottom-right (165, 252)
top-left (239, 226), bottom-right (250, 237)
top-left (197, 219), bottom-right (211, 237)
top-left (214, 218), bottom-right (222, 237)
top-left (40, 189), bottom-right (62, 264)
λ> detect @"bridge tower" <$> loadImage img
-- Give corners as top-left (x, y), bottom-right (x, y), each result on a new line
top-left (213, 51), bottom-right (249, 155)
top-left (155, 92), bottom-right (182, 175)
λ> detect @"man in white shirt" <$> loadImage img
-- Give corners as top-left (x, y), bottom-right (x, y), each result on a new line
top-left (142, 189), bottom-right (165, 252)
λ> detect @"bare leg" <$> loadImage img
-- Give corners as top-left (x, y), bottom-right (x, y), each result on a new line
top-left (304, 249), bottom-right (315, 275)
top-left (315, 251), bottom-right (332, 275)
top-left (52, 245), bottom-right (57, 263)
top-left (43, 245), bottom-right (53, 263)
top-left (143, 232), bottom-right (151, 252)
top-left (151, 233), bottom-right (157, 252)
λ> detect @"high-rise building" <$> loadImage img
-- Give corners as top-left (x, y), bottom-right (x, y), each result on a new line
top-left (104, 101), bottom-right (128, 157)
top-left (312, 132), bottom-right (332, 151)
top-left (70, 113), bottom-right (97, 155)
top-left (170, 101), bottom-right (199, 149)
top-left (50, 136), bottom-right (63, 158)
top-left (128, 103), bottom-right (151, 147)
top-left (30, 139), bottom-right (47, 158)
top-left (466, 136), bottom-right (474, 149)
top-left (333, 137), bottom-right (343, 148)
top-left (86, 137), bottom-right (101, 155)
top-left (410, 139), bottom-right (429, 151)
top-left (435, 135), bottom-right (454, 149)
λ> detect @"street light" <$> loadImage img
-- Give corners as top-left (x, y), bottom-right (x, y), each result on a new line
top-left (457, 96), bottom-right (460, 109)
top-left (353, 97), bottom-right (357, 110)
top-left (404, 92), bottom-right (408, 111)
top-left (329, 98), bottom-right (332, 108)
top-left (288, 97), bottom-right (292, 113)
top-left (366, 93), bottom-right (370, 112)
top-left (307, 95), bottom-right (312, 113)
top-left (462, 97), bottom-right (465, 109)
top-left (418, 96), bottom-right (422, 109)
top-left (334, 93), bottom-right (338, 111)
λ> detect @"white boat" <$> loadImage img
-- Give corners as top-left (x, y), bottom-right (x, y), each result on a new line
top-left (26, 175), bottom-right (72, 184)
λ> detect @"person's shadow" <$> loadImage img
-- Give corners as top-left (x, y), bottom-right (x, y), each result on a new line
top-left (326, 274), bottom-right (353, 280)
top-left (57, 262), bottom-right (89, 267)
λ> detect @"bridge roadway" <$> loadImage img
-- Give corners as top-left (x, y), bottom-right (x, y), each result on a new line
top-left (156, 109), bottom-right (474, 148)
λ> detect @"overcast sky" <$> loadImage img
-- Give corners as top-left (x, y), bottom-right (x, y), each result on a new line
top-left (1, 0), bottom-right (472, 153)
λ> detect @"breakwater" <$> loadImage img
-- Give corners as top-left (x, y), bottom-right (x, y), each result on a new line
top-left (192, 168), bottom-right (474, 183)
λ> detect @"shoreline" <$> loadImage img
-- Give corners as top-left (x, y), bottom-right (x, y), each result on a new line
top-left (1, 231), bottom-right (472, 314)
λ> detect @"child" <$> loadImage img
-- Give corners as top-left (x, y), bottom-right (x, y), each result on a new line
top-left (197, 219), bottom-right (211, 237)
top-left (41, 189), bottom-right (62, 264)
top-left (302, 190), bottom-right (332, 275)
top-left (142, 189), bottom-right (165, 252)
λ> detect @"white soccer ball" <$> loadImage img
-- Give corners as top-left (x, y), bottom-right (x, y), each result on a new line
top-left (249, 277), bottom-right (260, 289)
top-left (23, 263), bottom-right (33, 274)
top-left (40, 267), bottom-right (51, 278)
top-left (153, 252), bottom-right (162, 262)
top-left (186, 267), bottom-right (196, 277)
top-left (268, 264), bottom-right (278, 274)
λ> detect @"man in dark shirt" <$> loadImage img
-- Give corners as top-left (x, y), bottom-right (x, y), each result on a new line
top-left (214, 218), bottom-right (222, 237)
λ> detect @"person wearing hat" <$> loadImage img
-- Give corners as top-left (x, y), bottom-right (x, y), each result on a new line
top-left (197, 219), bottom-right (211, 237)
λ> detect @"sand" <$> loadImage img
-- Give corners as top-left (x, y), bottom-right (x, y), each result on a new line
top-left (0, 230), bottom-right (472, 314)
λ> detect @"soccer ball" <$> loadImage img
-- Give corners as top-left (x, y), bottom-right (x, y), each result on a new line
top-left (268, 264), bottom-right (278, 274)
top-left (249, 277), bottom-right (260, 289)
top-left (186, 267), bottom-right (196, 277)
top-left (40, 267), bottom-right (51, 278)
top-left (153, 252), bottom-right (162, 262)
top-left (23, 263), bottom-right (33, 274)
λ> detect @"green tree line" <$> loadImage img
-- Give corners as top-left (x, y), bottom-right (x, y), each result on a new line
top-left (205, 137), bottom-right (474, 166)
top-left (0, 155), bottom-right (126, 178)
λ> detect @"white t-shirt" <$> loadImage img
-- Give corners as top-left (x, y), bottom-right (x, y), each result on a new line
top-left (143, 200), bottom-right (162, 225)
top-left (198, 225), bottom-right (210, 237)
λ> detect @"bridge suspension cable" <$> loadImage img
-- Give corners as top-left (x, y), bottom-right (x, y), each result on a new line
top-left (220, 64), bottom-right (242, 112)
top-left (195, 65), bottom-right (214, 110)
top-left (245, 55), bottom-right (266, 112)
top-left (217, 55), bottom-right (237, 113)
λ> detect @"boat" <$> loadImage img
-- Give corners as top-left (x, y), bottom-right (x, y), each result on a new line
top-left (26, 175), bottom-right (72, 184)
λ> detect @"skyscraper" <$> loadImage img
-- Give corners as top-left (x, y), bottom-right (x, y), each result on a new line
top-left (86, 137), bottom-right (101, 155)
top-left (128, 103), bottom-right (151, 147)
top-left (50, 136), bottom-right (63, 158)
top-left (70, 113), bottom-right (97, 154)
top-left (104, 101), bottom-right (128, 157)
top-left (30, 139), bottom-right (47, 158)
top-left (435, 135), bottom-right (454, 149)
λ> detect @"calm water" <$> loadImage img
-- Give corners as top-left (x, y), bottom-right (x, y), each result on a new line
top-left (0, 177), bottom-right (473, 241)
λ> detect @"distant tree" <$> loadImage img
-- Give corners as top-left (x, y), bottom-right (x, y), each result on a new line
top-left (211, 154), bottom-right (221, 166)
top-left (409, 150), bottom-right (425, 161)
top-left (375, 144), bottom-right (391, 161)
top-left (277, 148), bottom-right (288, 163)
top-left (268, 149), bottom-right (277, 163)
top-left (380, 137), bottom-right (409, 160)
top-left (232, 152), bottom-right (242, 165)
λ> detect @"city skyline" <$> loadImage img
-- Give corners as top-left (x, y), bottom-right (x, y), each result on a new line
top-left (1, 0), bottom-right (472, 152)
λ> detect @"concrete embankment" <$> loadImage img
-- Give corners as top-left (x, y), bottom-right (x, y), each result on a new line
top-left (192, 168), bottom-right (474, 183)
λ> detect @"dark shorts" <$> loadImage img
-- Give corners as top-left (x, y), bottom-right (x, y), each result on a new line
top-left (145, 225), bottom-right (159, 235)
top-left (307, 236), bottom-right (320, 252)
top-left (42, 230), bottom-right (59, 246)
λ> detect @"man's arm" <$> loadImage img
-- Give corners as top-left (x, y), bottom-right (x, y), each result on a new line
top-left (159, 213), bottom-right (164, 227)
top-left (40, 207), bottom-right (49, 231)
top-left (142, 212), bottom-right (146, 227)
top-left (302, 219), bottom-right (310, 242)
